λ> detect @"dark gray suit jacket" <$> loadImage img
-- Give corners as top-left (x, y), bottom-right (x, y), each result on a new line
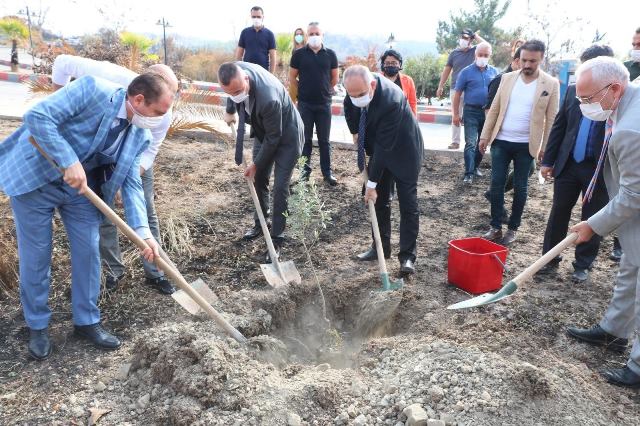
top-left (343, 75), bottom-right (424, 183)
top-left (226, 62), bottom-right (304, 170)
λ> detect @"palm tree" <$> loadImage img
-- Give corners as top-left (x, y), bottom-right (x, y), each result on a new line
top-left (275, 33), bottom-right (293, 84)
top-left (0, 17), bottom-right (29, 72)
top-left (119, 31), bottom-right (155, 71)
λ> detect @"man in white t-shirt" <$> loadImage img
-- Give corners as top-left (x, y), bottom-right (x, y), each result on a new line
top-left (52, 55), bottom-right (178, 295)
top-left (478, 40), bottom-right (559, 246)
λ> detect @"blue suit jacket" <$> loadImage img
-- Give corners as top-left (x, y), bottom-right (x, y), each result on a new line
top-left (0, 75), bottom-right (151, 230)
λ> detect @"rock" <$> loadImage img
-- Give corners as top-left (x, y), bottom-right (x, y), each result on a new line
top-left (94, 381), bottom-right (107, 392)
top-left (454, 401), bottom-right (464, 411)
top-left (287, 412), bottom-right (302, 426)
top-left (353, 414), bottom-right (368, 426)
top-left (619, 394), bottom-right (632, 405)
top-left (68, 395), bottom-right (78, 405)
top-left (480, 390), bottom-right (492, 401)
top-left (428, 386), bottom-right (445, 403)
top-left (427, 420), bottom-right (445, 426)
top-left (461, 365), bottom-right (473, 374)
top-left (402, 403), bottom-right (428, 426)
top-left (347, 404), bottom-right (358, 418)
top-left (440, 413), bottom-right (455, 425)
top-left (137, 393), bottom-right (150, 410)
top-left (0, 392), bottom-right (16, 400)
top-left (316, 363), bottom-right (331, 371)
top-left (426, 301), bottom-right (441, 310)
top-left (71, 406), bottom-right (85, 418)
top-left (116, 363), bottom-right (132, 381)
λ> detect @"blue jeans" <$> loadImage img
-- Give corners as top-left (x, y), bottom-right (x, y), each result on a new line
top-left (11, 178), bottom-right (102, 329)
top-left (489, 139), bottom-right (534, 230)
top-left (298, 101), bottom-right (333, 176)
top-left (462, 106), bottom-right (485, 176)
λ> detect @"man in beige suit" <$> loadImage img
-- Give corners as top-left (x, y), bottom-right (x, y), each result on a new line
top-left (566, 57), bottom-right (640, 388)
top-left (479, 40), bottom-right (559, 245)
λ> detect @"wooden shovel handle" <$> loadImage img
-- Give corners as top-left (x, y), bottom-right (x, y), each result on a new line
top-left (368, 199), bottom-right (389, 276)
top-left (512, 233), bottom-right (578, 285)
top-left (29, 137), bottom-right (247, 343)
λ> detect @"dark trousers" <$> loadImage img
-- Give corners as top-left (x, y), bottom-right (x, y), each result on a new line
top-left (252, 139), bottom-right (298, 242)
top-left (298, 101), bottom-right (332, 176)
top-left (542, 158), bottom-right (608, 269)
top-left (489, 139), bottom-right (534, 230)
top-left (462, 106), bottom-right (485, 176)
top-left (369, 168), bottom-right (419, 263)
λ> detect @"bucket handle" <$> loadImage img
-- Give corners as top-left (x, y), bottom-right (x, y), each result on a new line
top-left (491, 254), bottom-right (509, 272)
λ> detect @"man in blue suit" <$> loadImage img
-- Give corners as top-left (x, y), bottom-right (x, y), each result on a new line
top-left (0, 73), bottom-right (173, 359)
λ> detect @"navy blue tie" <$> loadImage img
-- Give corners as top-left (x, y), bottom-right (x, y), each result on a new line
top-left (104, 118), bottom-right (130, 152)
top-left (235, 105), bottom-right (246, 166)
top-left (357, 108), bottom-right (367, 172)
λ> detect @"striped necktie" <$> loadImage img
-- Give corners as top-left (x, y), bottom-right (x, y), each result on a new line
top-left (357, 108), bottom-right (367, 172)
top-left (582, 118), bottom-right (613, 204)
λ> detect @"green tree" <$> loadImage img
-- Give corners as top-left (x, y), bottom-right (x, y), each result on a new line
top-left (404, 53), bottom-right (449, 99)
top-left (275, 32), bottom-right (293, 83)
top-left (0, 17), bottom-right (29, 72)
top-left (436, 0), bottom-right (521, 68)
top-left (120, 31), bottom-right (155, 71)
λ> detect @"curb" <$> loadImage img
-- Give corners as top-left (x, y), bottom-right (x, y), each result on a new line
top-left (0, 113), bottom-right (462, 159)
top-left (0, 71), bottom-right (454, 125)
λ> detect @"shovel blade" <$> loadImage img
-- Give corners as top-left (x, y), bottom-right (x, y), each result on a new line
top-left (260, 260), bottom-right (301, 288)
top-left (381, 273), bottom-right (403, 291)
top-left (171, 278), bottom-right (219, 315)
top-left (446, 280), bottom-right (518, 310)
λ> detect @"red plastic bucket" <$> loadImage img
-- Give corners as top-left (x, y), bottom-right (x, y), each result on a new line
top-left (447, 237), bottom-right (508, 294)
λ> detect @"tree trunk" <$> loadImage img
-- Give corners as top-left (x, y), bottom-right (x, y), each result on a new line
top-left (10, 39), bottom-right (19, 72)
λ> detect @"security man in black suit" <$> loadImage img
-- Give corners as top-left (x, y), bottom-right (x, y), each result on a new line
top-left (540, 45), bottom-right (615, 282)
top-left (343, 65), bottom-right (424, 274)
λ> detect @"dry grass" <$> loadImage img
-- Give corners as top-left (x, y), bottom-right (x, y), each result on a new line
top-left (0, 235), bottom-right (18, 299)
top-left (161, 213), bottom-right (193, 260)
top-left (22, 78), bottom-right (54, 95)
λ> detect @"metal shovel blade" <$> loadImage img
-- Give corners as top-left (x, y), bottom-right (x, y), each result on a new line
top-left (259, 260), bottom-right (302, 288)
top-left (381, 272), bottom-right (404, 291)
top-left (171, 278), bottom-right (219, 315)
top-left (446, 280), bottom-right (518, 310)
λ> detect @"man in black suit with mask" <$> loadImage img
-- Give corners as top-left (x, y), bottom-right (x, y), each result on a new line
top-left (220, 61), bottom-right (304, 261)
top-left (343, 65), bottom-right (424, 274)
top-left (539, 44), bottom-right (615, 282)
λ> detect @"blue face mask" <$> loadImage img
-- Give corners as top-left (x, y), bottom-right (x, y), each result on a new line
top-left (294, 34), bottom-right (304, 44)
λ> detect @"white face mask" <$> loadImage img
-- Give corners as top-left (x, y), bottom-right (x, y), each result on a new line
top-left (128, 101), bottom-right (164, 129)
top-left (579, 102), bottom-right (614, 122)
top-left (231, 91), bottom-right (249, 103)
top-left (459, 38), bottom-right (470, 49)
top-left (631, 49), bottom-right (640, 62)
top-left (350, 91), bottom-right (372, 108)
top-left (308, 35), bottom-right (322, 48)
top-left (252, 18), bottom-right (263, 28)
top-left (475, 57), bottom-right (489, 67)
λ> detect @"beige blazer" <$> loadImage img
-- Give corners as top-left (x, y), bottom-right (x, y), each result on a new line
top-left (480, 69), bottom-right (560, 158)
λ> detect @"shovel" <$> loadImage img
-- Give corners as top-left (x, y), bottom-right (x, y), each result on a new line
top-left (368, 199), bottom-right (403, 291)
top-left (447, 233), bottom-right (578, 310)
top-left (29, 137), bottom-right (247, 344)
top-left (231, 124), bottom-right (301, 288)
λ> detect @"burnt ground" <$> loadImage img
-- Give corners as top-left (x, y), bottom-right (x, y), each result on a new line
top-left (0, 118), bottom-right (638, 425)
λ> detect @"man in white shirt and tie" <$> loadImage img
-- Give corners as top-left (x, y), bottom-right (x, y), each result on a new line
top-left (52, 55), bottom-right (178, 295)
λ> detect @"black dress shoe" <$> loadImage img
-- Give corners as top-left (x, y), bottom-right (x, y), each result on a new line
top-left (400, 259), bottom-right (416, 275)
top-left (105, 274), bottom-right (124, 291)
top-left (74, 323), bottom-right (121, 350)
top-left (356, 247), bottom-right (390, 261)
top-left (243, 224), bottom-right (263, 240)
top-left (146, 276), bottom-right (176, 295)
top-left (601, 366), bottom-right (640, 388)
top-left (323, 174), bottom-right (338, 186)
top-left (484, 190), bottom-right (491, 202)
top-left (28, 328), bottom-right (52, 360)
top-left (566, 324), bottom-right (628, 353)
top-left (571, 268), bottom-right (589, 283)
top-left (610, 247), bottom-right (623, 262)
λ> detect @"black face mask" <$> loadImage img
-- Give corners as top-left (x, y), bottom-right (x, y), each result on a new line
top-left (383, 65), bottom-right (400, 76)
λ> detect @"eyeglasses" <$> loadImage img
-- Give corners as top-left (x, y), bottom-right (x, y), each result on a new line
top-left (575, 83), bottom-right (612, 104)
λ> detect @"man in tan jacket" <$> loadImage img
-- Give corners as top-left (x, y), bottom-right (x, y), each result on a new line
top-left (479, 39), bottom-right (559, 245)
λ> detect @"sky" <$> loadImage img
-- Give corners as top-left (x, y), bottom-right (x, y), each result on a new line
top-left (0, 0), bottom-right (636, 59)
